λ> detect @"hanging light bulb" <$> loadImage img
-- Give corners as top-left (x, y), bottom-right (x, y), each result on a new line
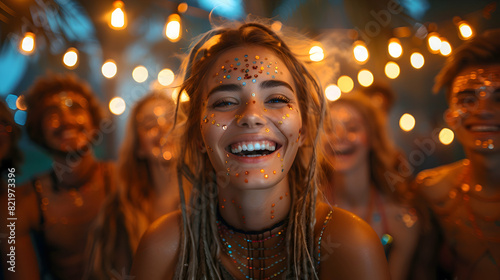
top-left (457, 21), bottom-right (474, 40)
top-left (110, 1), bottom-right (127, 30)
top-left (427, 32), bottom-right (441, 54)
top-left (63, 47), bottom-right (79, 69)
top-left (164, 14), bottom-right (181, 42)
top-left (388, 38), bottom-right (403, 59)
top-left (19, 32), bottom-right (35, 55)
top-left (353, 41), bottom-right (369, 64)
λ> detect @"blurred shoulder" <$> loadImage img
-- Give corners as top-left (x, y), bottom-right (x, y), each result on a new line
top-left (414, 160), bottom-right (465, 202)
top-left (131, 210), bottom-right (182, 280)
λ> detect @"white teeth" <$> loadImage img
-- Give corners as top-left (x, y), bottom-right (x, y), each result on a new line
top-left (470, 125), bottom-right (500, 132)
top-left (229, 141), bottom-right (278, 154)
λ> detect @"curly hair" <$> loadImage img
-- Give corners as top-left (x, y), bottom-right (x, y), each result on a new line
top-left (24, 72), bottom-right (104, 151)
top-left (174, 20), bottom-right (325, 279)
top-left (434, 28), bottom-right (500, 102)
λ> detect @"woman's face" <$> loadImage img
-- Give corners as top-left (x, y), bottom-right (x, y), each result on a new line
top-left (324, 103), bottom-right (369, 172)
top-left (200, 46), bottom-right (303, 190)
top-left (136, 98), bottom-right (177, 161)
top-left (41, 91), bottom-right (96, 153)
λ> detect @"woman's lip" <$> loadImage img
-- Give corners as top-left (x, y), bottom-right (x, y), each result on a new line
top-left (227, 146), bottom-right (282, 164)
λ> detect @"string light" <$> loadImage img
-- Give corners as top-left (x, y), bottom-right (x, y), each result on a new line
top-left (102, 59), bottom-right (117, 78)
top-left (158, 68), bottom-right (175, 86)
top-left (388, 38), bottom-right (403, 59)
top-left (172, 89), bottom-right (190, 103)
top-left (439, 128), bottom-right (454, 145)
top-left (353, 41), bottom-right (369, 64)
top-left (325, 84), bottom-right (341, 101)
top-left (110, 1), bottom-right (127, 30)
top-left (410, 52), bottom-right (425, 69)
top-left (309, 45), bottom-right (324, 62)
top-left (132, 66), bottom-right (148, 83)
top-left (109, 97), bottom-right (126, 115)
top-left (357, 69), bottom-right (374, 87)
top-left (63, 48), bottom-right (79, 69)
top-left (458, 21), bottom-right (474, 40)
top-left (337, 75), bottom-right (354, 93)
top-left (165, 14), bottom-right (181, 42)
top-left (399, 113), bottom-right (415, 132)
top-left (440, 39), bottom-right (452, 56)
top-left (384, 61), bottom-right (400, 79)
top-left (19, 32), bottom-right (35, 55)
top-left (427, 32), bottom-right (441, 54)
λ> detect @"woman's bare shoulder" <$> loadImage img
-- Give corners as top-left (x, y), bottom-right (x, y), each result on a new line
top-left (316, 203), bottom-right (390, 280)
top-left (131, 210), bottom-right (183, 280)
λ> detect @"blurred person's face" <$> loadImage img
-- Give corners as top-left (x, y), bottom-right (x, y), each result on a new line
top-left (41, 91), bottom-right (96, 153)
top-left (323, 103), bottom-right (369, 172)
top-left (199, 46), bottom-right (303, 190)
top-left (136, 98), bottom-right (176, 162)
top-left (446, 64), bottom-right (500, 153)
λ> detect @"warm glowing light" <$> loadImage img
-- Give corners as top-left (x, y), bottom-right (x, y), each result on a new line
top-left (271, 21), bottom-right (282, 32)
top-left (458, 21), bottom-right (474, 40)
top-left (16, 95), bottom-right (27, 111)
top-left (102, 60), bottom-right (117, 78)
top-left (388, 38), bottom-right (403, 58)
top-left (399, 113), bottom-right (415, 132)
top-left (110, 1), bottom-right (126, 30)
top-left (357, 70), bottom-right (374, 87)
top-left (177, 3), bottom-right (188, 13)
top-left (63, 48), bottom-right (79, 68)
top-left (165, 14), bottom-right (181, 42)
top-left (337, 75), bottom-right (354, 93)
top-left (410, 52), bottom-right (425, 69)
top-left (440, 40), bottom-right (452, 56)
top-left (158, 68), bottom-right (175, 86)
top-left (172, 89), bottom-right (190, 103)
top-left (325, 84), bottom-right (341, 101)
top-left (384, 61), bottom-right (400, 79)
top-left (109, 97), bottom-right (126, 115)
top-left (353, 41), bottom-right (369, 64)
top-left (439, 128), bottom-right (454, 145)
top-left (427, 33), bottom-right (441, 53)
top-left (132, 66), bottom-right (148, 83)
top-left (309, 46), bottom-right (324, 62)
top-left (20, 32), bottom-right (35, 54)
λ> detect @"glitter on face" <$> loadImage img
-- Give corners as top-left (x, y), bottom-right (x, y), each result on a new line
top-left (222, 125), bottom-right (227, 130)
top-left (260, 169), bottom-right (265, 173)
top-left (264, 174), bottom-right (268, 179)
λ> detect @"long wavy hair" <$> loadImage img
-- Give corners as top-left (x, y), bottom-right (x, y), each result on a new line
top-left (0, 101), bottom-right (23, 181)
top-left (320, 94), bottom-right (407, 203)
top-left (174, 20), bottom-right (326, 279)
top-left (85, 92), bottom-right (184, 279)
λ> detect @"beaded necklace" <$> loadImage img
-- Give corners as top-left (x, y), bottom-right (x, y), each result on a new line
top-left (217, 214), bottom-right (288, 280)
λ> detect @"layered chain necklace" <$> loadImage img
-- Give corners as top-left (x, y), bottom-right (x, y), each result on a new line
top-left (217, 216), bottom-right (288, 280)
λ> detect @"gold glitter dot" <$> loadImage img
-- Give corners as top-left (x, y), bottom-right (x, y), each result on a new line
top-left (265, 128), bottom-right (270, 132)
top-left (245, 171), bottom-right (249, 175)
top-left (278, 121), bottom-right (283, 124)
top-left (235, 173), bottom-right (239, 177)
top-left (279, 196), bottom-right (283, 199)
top-left (223, 199), bottom-right (226, 202)
top-left (273, 170), bottom-right (277, 174)
top-left (255, 56), bottom-right (260, 59)
top-left (226, 154), bottom-right (230, 158)
top-left (225, 161), bottom-right (228, 164)
top-left (216, 123), bottom-right (220, 127)
top-left (260, 169), bottom-right (265, 173)
top-left (272, 203), bottom-right (275, 207)
top-left (244, 179), bottom-right (248, 183)
top-left (211, 120), bottom-right (215, 124)
top-left (221, 205), bottom-right (225, 209)
top-left (286, 114), bottom-right (289, 117)
top-left (211, 113), bottom-right (215, 117)
top-left (285, 192), bottom-right (288, 196)
top-left (222, 125), bottom-right (227, 130)
top-left (271, 210), bottom-right (274, 214)
top-left (271, 215), bottom-right (275, 219)
top-left (264, 108), bottom-right (267, 112)
top-left (282, 116), bottom-right (286, 119)
top-left (264, 174), bottom-right (268, 179)
top-left (277, 153), bottom-right (280, 157)
top-left (227, 168), bottom-right (230, 172)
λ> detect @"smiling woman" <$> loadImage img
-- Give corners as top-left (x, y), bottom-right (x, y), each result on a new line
top-left (131, 20), bottom-right (390, 280)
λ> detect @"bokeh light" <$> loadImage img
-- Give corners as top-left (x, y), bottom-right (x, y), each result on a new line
top-left (132, 66), bottom-right (148, 83)
top-left (158, 68), bottom-right (175, 86)
top-left (384, 61), bottom-right (400, 79)
top-left (357, 69), bottom-right (374, 87)
top-left (399, 113), bottom-right (415, 132)
top-left (325, 84), bottom-right (341, 101)
top-left (309, 46), bottom-right (324, 62)
top-left (63, 48), bottom-right (79, 68)
top-left (337, 75), bottom-right (354, 93)
top-left (439, 128), bottom-right (454, 145)
top-left (353, 41), bottom-right (369, 64)
top-left (388, 38), bottom-right (403, 58)
top-left (109, 97), bottom-right (126, 115)
top-left (102, 60), bottom-right (117, 78)
top-left (410, 52), bottom-right (425, 69)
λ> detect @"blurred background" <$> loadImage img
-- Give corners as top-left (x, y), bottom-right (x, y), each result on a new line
top-left (1, 0), bottom-right (498, 183)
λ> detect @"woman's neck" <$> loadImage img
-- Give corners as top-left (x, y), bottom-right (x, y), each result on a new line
top-left (331, 161), bottom-right (371, 207)
top-left (217, 177), bottom-right (291, 232)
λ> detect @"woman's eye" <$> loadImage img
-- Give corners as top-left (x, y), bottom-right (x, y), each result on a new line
top-left (212, 99), bottom-right (237, 108)
top-left (267, 96), bottom-right (291, 104)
